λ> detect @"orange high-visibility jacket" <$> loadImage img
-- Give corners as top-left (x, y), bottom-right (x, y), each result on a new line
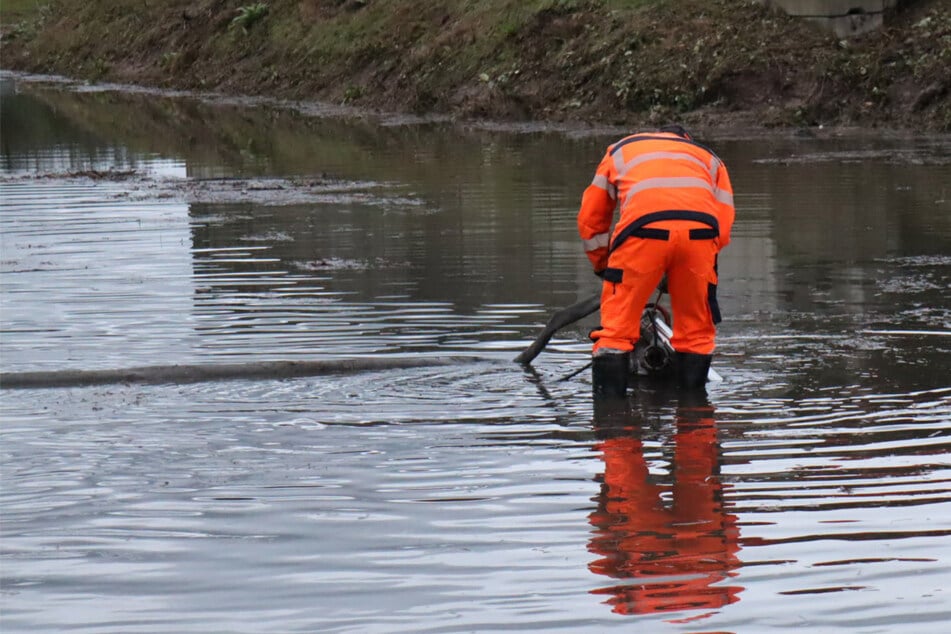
top-left (577, 132), bottom-right (735, 272)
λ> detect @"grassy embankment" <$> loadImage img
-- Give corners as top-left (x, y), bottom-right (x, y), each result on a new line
top-left (1, 0), bottom-right (949, 130)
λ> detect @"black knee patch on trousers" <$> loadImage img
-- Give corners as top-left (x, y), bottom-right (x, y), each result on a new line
top-left (601, 268), bottom-right (623, 284)
top-left (708, 282), bottom-right (722, 325)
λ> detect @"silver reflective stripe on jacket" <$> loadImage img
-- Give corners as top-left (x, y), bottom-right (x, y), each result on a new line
top-left (582, 232), bottom-right (610, 253)
top-left (613, 150), bottom-right (710, 178)
top-left (590, 174), bottom-right (617, 200)
top-left (620, 176), bottom-right (717, 207)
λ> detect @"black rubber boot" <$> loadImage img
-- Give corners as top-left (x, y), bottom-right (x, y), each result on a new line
top-left (592, 352), bottom-right (630, 399)
top-left (674, 352), bottom-right (712, 390)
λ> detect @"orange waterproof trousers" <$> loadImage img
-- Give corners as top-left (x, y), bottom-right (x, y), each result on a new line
top-left (590, 227), bottom-right (720, 355)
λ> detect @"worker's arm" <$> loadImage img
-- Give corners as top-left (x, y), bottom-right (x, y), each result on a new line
top-left (577, 152), bottom-right (617, 272)
top-left (713, 160), bottom-right (735, 250)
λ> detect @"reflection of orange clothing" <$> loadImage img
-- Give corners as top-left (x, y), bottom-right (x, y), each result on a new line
top-left (588, 410), bottom-right (741, 616)
top-left (577, 132), bottom-right (734, 355)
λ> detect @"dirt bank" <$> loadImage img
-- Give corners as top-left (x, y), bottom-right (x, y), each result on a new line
top-left (2, 0), bottom-right (949, 131)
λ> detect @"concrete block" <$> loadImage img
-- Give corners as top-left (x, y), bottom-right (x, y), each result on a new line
top-left (809, 13), bottom-right (885, 37)
top-left (762, 0), bottom-right (894, 17)
top-left (759, 0), bottom-right (900, 37)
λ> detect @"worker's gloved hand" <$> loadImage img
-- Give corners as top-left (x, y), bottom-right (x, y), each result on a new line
top-left (658, 274), bottom-right (669, 294)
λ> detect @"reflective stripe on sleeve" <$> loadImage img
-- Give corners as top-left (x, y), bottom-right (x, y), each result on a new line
top-left (709, 158), bottom-right (733, 206)
top-left (709, 157), bottom-right (720, 184)
top-left (714, 188), bottom-right (734, 207)
top-left (590, 174), bottom-right (617, 200)
top-left (582, 232), bottom-right (610, 252)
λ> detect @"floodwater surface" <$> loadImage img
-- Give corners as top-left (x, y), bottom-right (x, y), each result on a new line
top-left (1, 74), bottom-right (950, 633)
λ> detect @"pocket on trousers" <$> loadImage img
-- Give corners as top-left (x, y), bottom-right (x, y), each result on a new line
top-left (708, 282), bottom-right (722, 325)
top-left (601, 267), bottom-right (623, 283)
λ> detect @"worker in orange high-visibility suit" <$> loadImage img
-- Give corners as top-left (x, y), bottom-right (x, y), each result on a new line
top-left (577, 125), bottom-right (734, 396)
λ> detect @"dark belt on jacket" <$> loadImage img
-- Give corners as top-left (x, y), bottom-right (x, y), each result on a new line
top-left (610, 210), bottom-right (719, 253)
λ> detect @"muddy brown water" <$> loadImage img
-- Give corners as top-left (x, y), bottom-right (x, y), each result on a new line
top-left (1, 74), bottom-right (950, 633)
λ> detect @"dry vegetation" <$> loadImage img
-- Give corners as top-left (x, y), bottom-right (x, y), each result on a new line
top-left (2, 0), bottom-right (949, 130)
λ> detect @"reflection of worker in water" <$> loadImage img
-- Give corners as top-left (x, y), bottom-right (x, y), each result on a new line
top-left (588, 398), bottom-right (742, 616)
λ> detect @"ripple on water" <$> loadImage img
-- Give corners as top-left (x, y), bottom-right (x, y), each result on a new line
top-left (2, 97), bottom-right (950, 632)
